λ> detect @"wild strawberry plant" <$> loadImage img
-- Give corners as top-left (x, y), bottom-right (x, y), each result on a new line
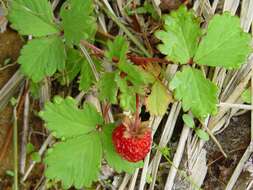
top-left (7, 0), bottom-right (252, 188)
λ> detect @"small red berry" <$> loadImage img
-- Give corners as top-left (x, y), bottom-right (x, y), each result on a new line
top-left (112, 123), bottom-right (152, 162)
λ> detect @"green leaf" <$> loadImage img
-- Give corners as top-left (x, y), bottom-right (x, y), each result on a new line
top-left (195, 129), bottom-right (209, 141)
top-left (60, 0), bottom-right (97, 45)
top-left (182, 114), bottom-right (195, 128)
top-left (115, 75), bottom-right (145, 112)
top-left (19, 36), bottom-right (66, 82)
top-left (118, 61), bottom-right (155, 86)
top-left (241, 88), bottom-right (251, 104)
top-left (45, 133), bottom-right (102, 188)
top-left (105, 36), bottom-right (128, 63)
top-left (26, 143), bottom-right (35, 154)
top-left (39, 96), bottom-right (103, 139)
top-left (101, 124), bottom-right (143, 173)
top-left (170, 67), bottom-right (218, 118)
top-left (146, 81), bottom-right (171, 115)
top-left (155, 6), bottom-right (201, 64)
top-left (31, 152), bottom-right (41, 163)
top-left (194, 12), bottom-right (251, 69)
top-left (30, 81), bottom-right (41, 99)
top-left (120, 88), bottom-right (136, 112)
top-left (98, 72), bottom-right (118, 104)
top-left (79, 60), bottom-right (95, 91)
top-left (60, 48), bottom-right (82, 85)
top-left (8, 0), bottom-right (59, 36)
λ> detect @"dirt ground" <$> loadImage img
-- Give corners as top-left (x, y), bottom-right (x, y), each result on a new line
top-left (0, 28), bottom-right (22, 179)
top-left (204, 113), bottom-right (251, 190)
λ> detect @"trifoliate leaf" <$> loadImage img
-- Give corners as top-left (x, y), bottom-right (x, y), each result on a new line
top-left (170, 67), bottom-right (218, 118)
top-left (19, 36), bottom-right (66, 82)
top-left (60, 48), bottom-right (82, 85)
top-left (182, 114), bottom-right (195, 128)
top-left (60, 0), bottom-right (97, 45)
top-left (195, 129), bottom-right (209, 141)
top-left (194, 12), bottom-right (251, 69)
top-left (79, 60), bottom-right (94, 91)
top-left (8, 0), bottom-right (59, 37)
top-left (146, 81), bottom-right (172, 115)
top-left (101, 124), bottom-right (143, 173)
top-left (155, 6), bottom-right (201, 64)
top-left (98, 72), bottom-right (118, 104)
top-left (241, 88), bottom-right (251, 104)
top-left (118, 61), bottom-right (155, 86)
top-left (40, 96), bottom-right (103, 138)
top-left (105, 36), bottom-right (128, 63)
top-left (45, 133), bottom-right (102, 188)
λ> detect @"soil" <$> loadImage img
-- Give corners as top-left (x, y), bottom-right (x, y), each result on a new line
top-left (0, 28), bottom-right (23, 177)
top-left (204, 113), bottom-right (251, 190)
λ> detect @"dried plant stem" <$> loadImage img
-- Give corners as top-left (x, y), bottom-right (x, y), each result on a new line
top-left (218, 102), bottom-right (252, 110)
top-left (13, 106), bottom-right (19, 190)
top-left (22, 135), bottom-right (53, 182)
top-left (80, 45), bottom-right (100, 82)
top-left (20, 88), bottom-right (30, 174)
top-left (98, 1), bottom-right (151, 57)
top-left (13, 87), bottom-right (25, 190)
top-left (164, 126), bottom-right (190, 190)
top-left (200, 121), bottom-right (227, 158)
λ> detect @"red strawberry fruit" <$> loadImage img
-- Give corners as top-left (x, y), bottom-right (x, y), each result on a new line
top-left (112, 120), bottom-right (152, 162)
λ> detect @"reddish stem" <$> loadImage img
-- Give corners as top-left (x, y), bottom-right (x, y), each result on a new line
top-left (80, 40), bottom-right (172, 66)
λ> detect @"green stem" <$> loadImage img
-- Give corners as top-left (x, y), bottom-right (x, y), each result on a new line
top-left (98, 1), bottom-right (151, 57)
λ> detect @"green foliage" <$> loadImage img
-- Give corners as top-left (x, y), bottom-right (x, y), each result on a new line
top-left (194, 13), bottom-right (251, 69)
top-left (60, 0), bottom-right (97, 45)
top-left (105, 36), bottom-right (129, 63)
top-left (182, 114), bottom-right (209, 141)
top-left (8, 0), bottom-right (59, 37)
top-left (156, 6), bottom-right (251, 118)
top-left (39, 96), bottom-right (103, 138)
top-left (127, 2), bottom-right (159, 20)
top-left (155, 6), bottom-right (201, 64)
top-left (170, 67), bottom-right (218, 118)
top-left (18, 36), bottom-right (66, 82)
top-left (182, 114), bottom-right (195, 128)
top-left (98, 36), bottom-right (155, 112)
top-left (60, 48), bottom-right (82, 85)
top-left (9, 2), bottom-right (253, 188)
top-left (45, 133), bottom-right (102, 189)
top-left (8, 0), bottom-right (97, 83)
top-left (79, 60), bottom-right (95, 91)
top-left (31, 152), bottom-right (41, 163)
top-left (118, 61), bottom-right (155, 86)
top-left (242, 88), bottom-right (251, 104)
top-left (98, 72), bottom-right (118, 104)
top-left (195, 128), bottom-right (209, 141)
top-left (26, 143), bottom-right (35, 154)
top-left (147, 81), bottom-right (171, 115)
top-left (41, 97), bottom-right (142, 188)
